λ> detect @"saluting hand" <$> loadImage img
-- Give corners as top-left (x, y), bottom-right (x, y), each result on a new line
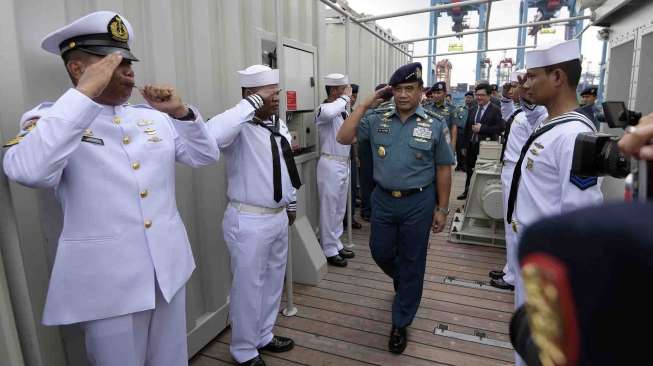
top-left (76, 52), bottom-right (123, 98)
top-left (362, 85), bottom-right (392, 109)
top-left (344, 85), bottom-right (353, 98)
top-left (140, 85), bottom-right (188, 119)
top-left (255, 87), bottom-right (281, 108)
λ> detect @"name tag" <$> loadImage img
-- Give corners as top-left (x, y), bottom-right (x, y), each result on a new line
top-left (412, 126), bottom-right (432, 140)
top-left (377, 127), bottom-right (390, 134)
top-left (81, 136), bottom-right (104, 145)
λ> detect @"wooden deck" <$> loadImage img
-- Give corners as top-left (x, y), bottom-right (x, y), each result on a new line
top-left (191, 172), bottom-right (515, 366)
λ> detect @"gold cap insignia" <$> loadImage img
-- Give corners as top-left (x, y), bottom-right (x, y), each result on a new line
top-left (415, 67), bottom-right (422, 79)
top-left (108, 15), bottom-right (129, 42)
top-left (378, 146), bottom-right (386, 158)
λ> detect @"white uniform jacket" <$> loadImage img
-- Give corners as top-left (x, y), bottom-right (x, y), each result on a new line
top-left (316, 96), bottom-right (351, 157)
top-left (2, 88), bottom-right (219, 325)
top-left (513, 110), bottom-right (604, 231)
top-left (206, 99), bottom-right (296, 208)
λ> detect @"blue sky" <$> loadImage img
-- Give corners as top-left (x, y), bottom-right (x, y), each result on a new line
top-left (346, 0), bottom-right (603, 87)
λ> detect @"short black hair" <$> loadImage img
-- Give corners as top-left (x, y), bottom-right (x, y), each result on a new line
top-left (325, 85), bottom-right (332, 95)
top-left (475, 83), bottom-right (491, 95)
top-left (544, 59), bottom-right (582, 88)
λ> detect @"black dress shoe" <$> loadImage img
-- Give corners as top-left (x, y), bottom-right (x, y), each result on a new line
top-left (327, 255), bottom-right (348, 267)
top-left (457, 192), bottom-right (468, 200)
top-left (388, 326), bottom-right (407, 354)
top-left (259, 335), bottom-right (294, 353)
top-left (490, 278), bottom-right (515, 291)
top-left (489, 270), bottom-right (505, 280)
top-left (238, 355), bottom-right (266, 366)
top-left (338, 248), bottom-right (355, 259)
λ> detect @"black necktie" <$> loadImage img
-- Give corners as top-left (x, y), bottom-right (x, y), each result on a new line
top-left (255, 120), bottom-right (302, 202)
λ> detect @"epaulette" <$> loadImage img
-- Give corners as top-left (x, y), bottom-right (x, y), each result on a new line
top-left (424, 109), bottom-right (444, 121)
top-left (3, 121), bottom-right (37, 148)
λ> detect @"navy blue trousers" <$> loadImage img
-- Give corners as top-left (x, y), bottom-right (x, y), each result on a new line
top-left (369, 185), bottom-right (435, 328)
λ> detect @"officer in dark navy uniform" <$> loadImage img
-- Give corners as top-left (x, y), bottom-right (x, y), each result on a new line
top-left (336, 62), bottom-right (454, 354)
top-left (579, 85), bottom-right (604, 129)
top-left (424, 81), bottom-right (459, 151)
top-left (511, 202), bottom-right (653, 366)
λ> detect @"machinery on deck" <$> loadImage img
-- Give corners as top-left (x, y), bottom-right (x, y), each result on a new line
top-left (450, 141), bottom-right (506, 247)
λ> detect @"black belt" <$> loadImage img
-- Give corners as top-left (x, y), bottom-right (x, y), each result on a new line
top-left (378, 184), bottom-right (431, 198)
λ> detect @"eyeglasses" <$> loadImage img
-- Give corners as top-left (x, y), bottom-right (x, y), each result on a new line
top-left (475, 93), bottom-right (488, 97)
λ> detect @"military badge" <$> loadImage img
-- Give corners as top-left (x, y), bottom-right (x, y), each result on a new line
top-left (108, 15), bottom-right (129, 42)
top-left (526, 158), bottom-right (534, 171)
top-left (412, 126), bottom-right (432, 140)
top-left (378, 146), bottom-right (386, 158)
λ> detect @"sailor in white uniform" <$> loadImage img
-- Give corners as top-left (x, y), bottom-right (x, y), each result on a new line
top-left (489, 70), bottom-right (541, 291)
top-left (507, 39), bottom-right (604, 366)
top-left (2, 11), bottom-right (219, 366)
top-left (206, 65), bottom-right (301, 366)
top-left (315, 73), bottom-right (356, 267)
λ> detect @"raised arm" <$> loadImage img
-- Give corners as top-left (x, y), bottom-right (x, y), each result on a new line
top-left (337, 86), bottom-right (391, 145)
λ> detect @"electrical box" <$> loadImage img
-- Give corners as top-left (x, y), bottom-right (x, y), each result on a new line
top-left (287, 111), bottom-right (317, 152)
top-left (283, 45), bottom-right (316, 111)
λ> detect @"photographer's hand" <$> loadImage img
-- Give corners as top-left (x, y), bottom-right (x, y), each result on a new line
top-left (619, 113), bottom-right (653, 159)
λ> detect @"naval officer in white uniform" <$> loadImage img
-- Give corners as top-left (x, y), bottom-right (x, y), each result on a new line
top-left (206, 65), bottom-right (301, 366)
top-left (506, 39), bottom-right (604, 366)
top-left (2, 11), bottom-right (219, 366)
top-left (316, 73), bottom-right (356, 267)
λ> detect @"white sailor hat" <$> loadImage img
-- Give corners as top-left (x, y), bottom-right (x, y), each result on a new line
top-left (238, 65), bottom-right (279, 88)
top-left (525, 39), bottom-right (580, 69)
top-left (510, 69), bottom-right (526, 83)
top-left (41, 11), bottom-right (138, 61)
top-left (324, 73), bottom-right (349, 86)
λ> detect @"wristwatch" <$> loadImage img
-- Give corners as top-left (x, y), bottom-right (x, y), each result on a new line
top-left (436, 207), bottom-right (450, 215)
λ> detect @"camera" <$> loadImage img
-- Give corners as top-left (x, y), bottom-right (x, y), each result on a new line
top-left (571, 101), bottom-right (638, 179)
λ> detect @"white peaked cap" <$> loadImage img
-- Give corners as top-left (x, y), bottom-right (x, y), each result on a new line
top-left (526, 39), bottom-right (581, 69)
top-left (324, 73), bottom-right (349, 86)
top-left (41, 11), bottom-right (135, 56)
top-left (238, 65), bottom-right (279, 87)
top-left (510, 69), bottom-right (526, 82)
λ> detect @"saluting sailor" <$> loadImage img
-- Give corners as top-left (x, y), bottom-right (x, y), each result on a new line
top-left (315, 73), bottom-right (356, 267)
top-left (2, 11), bottom-right (219, 366)
top-left (506, 39), bottom-right (604, 366)
top-left (206, 65), bottom-right (300, 366)
top-left (337, 62), bottom-right (454, 355)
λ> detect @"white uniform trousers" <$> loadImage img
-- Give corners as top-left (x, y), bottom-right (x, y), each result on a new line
top-left (223, 205), bottom-right (289, 363)
top-left (317, 157), bottom-right (350, 257)
top-left (500, 161), bottom-right (517, 286)
top-left (83, 285), bottom-right (187, 366)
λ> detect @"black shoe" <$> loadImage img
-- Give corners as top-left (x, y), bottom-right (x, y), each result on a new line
top-left (490, 278), bottom-right (515, 291)
top-left (388, 326), bottom-right (407, 354)
top-left (327, 255), bottom-right (348, 267)
top-left (238, 355), bottom-right (266, 366)
top-left (457, 192), bottom-right (467, 200)
top-left (339, 248), bottom-right (355, 259)
top-left (489, 270), bottom-right (505, 280)
top-left (259, 336), bottom-right (294, 353)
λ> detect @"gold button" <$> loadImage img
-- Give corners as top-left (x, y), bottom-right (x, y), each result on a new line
top-left (113, 116), bottom-right (121, 124)
top-left (144, 220), bottom-right (152, 228)
top-left (132, 162), bottom-right (140, 170)
top-left (122, 136), bottom-right (130, 144)
top-left (140, 189), bottom-right (148, 198)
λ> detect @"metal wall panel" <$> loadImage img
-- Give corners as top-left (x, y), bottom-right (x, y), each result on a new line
top-left (0, 1), bottom-right (409, 365)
